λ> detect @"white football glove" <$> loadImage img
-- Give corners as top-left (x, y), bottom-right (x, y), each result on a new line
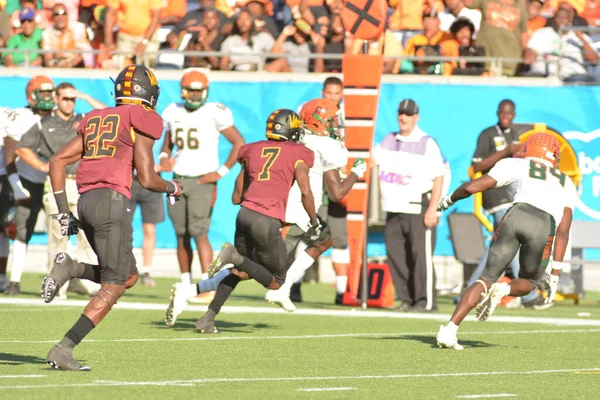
top-left (437, 195), bottom-right (454, 212)
top-left (545, 274), bottom-right (560, 304)
top-left (8, 173), bottom-right (31, 201)
top-left (350, 158), bottom-right (367, 179)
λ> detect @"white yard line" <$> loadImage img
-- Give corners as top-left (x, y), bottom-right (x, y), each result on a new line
top-left (0, 368), bottom-right (598, 390)
top-left (1, 328), bottom-right (599, 344)
top-left (297, 387), bottom-right (356, 392)
top-left (0, 376), bottom-right (45, 379)
top-left (0, 297), bottom-right (598, 326)
top-left (457, 395), bottom-right (517, 399)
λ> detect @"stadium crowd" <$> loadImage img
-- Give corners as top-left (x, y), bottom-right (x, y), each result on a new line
top-left (0, 0), bottom-right (600, 79)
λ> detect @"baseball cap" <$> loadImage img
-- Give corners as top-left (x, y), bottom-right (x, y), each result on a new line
top-left (398, 99), bottom-right (419, 115)
top-left (19, 7), bottom-right (36, 22)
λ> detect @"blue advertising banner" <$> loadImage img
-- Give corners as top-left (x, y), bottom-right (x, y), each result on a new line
top-left (2, 77), bottom-right (598, 258)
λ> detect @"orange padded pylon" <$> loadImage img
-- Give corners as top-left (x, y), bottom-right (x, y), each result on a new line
top-left (341, 53), bottom-right (387, 307)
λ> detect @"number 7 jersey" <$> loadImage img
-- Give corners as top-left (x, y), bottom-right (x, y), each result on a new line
top-left (488, 158), bottom-right (578, 226)
top-left (76, 104), bottom-right (164, 199)
top-left (238, 140), bottom-right (314, 222)
top-left (161, 102), bottom-right (234, 176)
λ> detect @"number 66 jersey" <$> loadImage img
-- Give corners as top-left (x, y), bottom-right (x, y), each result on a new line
top-left (487, 157), bottom-right (578, 226)
top-left (76, 104), bottom-right (164, 199)
top-left (161, 101), bottom-right (233, 177)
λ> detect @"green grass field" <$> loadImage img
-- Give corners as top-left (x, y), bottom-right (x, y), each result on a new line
top-left (2, 273), bottom-right (600, 399)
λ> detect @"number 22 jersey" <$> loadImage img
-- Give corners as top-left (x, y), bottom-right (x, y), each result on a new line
top-left (76, 104), bottom-right (163, 199)
top-left (488, 158), bottom-right (577, 226)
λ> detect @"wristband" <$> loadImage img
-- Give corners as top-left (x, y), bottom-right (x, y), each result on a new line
top-left (166, 180), bottom-right (177, 194)
top-left (217, 165), bottom-right (230, 177)
top-left (550, 261), bottom-right (568, 271)
top-left (158, 152), bottom-right (169, 160)
top-left (53, 190), bottom-right (70, 214)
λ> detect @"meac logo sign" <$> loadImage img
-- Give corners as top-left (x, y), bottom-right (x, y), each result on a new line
top-left (563, 130), bottom-right (600, 220)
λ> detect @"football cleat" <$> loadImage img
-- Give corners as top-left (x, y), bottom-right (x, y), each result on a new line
top-left (4, 281), bottom-right (20, 296)
top-left (476, 282), bottom-right (511, 321)
top-left (140, 273), bottom-right (156, 287)
top-left (195, 315), bottom-right (219, 334)
top-left (42, 252), bottom-right (75, 303)
top-left (208, 242), bottom-right (237, 278)
top-left (47, 344), bottom-right (91, 372)
top-left (436, 325), bottom-right (463, 350)
top-left (265, 290), bottom-right (296, 312)
top-left (165, 283), bottom-right (194, 327)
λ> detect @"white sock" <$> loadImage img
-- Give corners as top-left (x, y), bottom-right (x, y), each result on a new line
top-left (335, 275), bottom-right (348, 294)
top-left (201, 272), bottom-right (209, 281)
top-left (181, 272), bottom-right (192, 285)
top-left (197, 269), bottom-right (230, 293)
top-left (9, 240), bottom-right (27, 283)
top-left (281, 251), bottom-right (315, 293)
top-left (140, 266), bottom-right (151, 275)
top-left (447, 321), bottom-right (459, 333)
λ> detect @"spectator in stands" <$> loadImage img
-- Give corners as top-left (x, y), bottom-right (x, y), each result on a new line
top-left (271, 25), bottom-right (314, 72)
top-left (219, 8), bottom-right (290, 71)
top-left (582, 0), bottom-right (600, 27)
top-left (88, 5), bottom-right (118, 68)
top-left (388, 0), bottom-right (444, 47)
top-left (449, 17), bottom-right (486, 75)
top-left (244, 0), bottom-right (280, 38)
top-left (9, 0), bottom-right (48, 34)
top-left (1, 2), bottom-right (10, 43)
top-left (466, 0), bottom-right (528, 76)
top-left (104, 0), bottom-right (163, 68)
top-left (271, 0), bottom-right (293, 32)
top-left (546, 0), bottom-right (588, 27)
top-left (175, 0), bottom-right (231, 37)
top-left (439, 0), bottom-right (481, 36)
top-left (160, 0), bottom-right (187, 25)
top-left (79, 0), bottom-right (105, 26)
top-left (315, 0), bottom-right (344, 72)
top-left (527, 0), bottom-right (547, 41)
top-left (41, 4), bottom-right (91, 68)
top-left (1, 7), bottom-right (43, 67)
top-left (525, 7), bottom-right (599, 82)
top-left (184, 8), bottom-right (225, 69)
top-left (393, 9), bottom-right (456, 75)
top-left (373, 99), bottom-right (445, 313)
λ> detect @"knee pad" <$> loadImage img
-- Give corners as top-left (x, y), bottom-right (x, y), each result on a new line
top-left (0, 233), bottom-right (8, 258)
top-left (331, 248), bottom-right (350, 264)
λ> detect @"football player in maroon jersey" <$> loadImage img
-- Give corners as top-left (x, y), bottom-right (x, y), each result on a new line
top-left (42, 65), bottom-right (183, 371)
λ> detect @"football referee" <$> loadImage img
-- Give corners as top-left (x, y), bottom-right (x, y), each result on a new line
top-left (373, 99), bottom-right (446, 312)
top-left (15, 82), bottom-right (106, 298)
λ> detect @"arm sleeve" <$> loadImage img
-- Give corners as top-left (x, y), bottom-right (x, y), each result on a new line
top-left (425, 138), bottom-right (445, 179)
top-left (15, 122), bottom-right (41, 150)
top-left (131, 106), bottom-right (164, 140)
top-left (214, 104), bottom-right (234, 131)
top-left (471, 131), bottom-right (490, 164)
top-left (487, 158), bottom-right (519, 187)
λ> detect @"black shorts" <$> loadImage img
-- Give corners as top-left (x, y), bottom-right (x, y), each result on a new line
top-left (481, 203), bottom-right (555, 288)
top-left (234, 207), bottom-right (287, 284)
top-left (130, 177), bottom-right (165, 224)
top-left (0, 175), bottom-right (11, 227)
top-left (78, 188), bottom-right (138, 284)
